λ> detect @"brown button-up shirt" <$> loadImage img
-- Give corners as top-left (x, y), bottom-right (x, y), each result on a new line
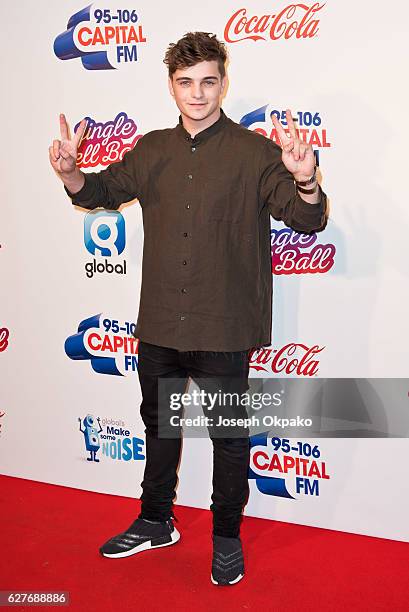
top-left (65, 110), bottom-right (328, 351)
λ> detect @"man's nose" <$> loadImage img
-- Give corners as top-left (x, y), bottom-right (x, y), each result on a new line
top-left (191, 83), bottom-right (203, 98)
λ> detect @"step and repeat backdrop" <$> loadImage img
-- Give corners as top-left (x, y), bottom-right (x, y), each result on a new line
top-left (1, 1), bottom-right (409, 542)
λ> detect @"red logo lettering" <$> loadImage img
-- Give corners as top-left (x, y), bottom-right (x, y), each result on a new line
top-left (249, 343), bottom-right (324, 376)
top-left (224, 3), bottom-right (325, 43)
top-left (271, 228), bottom-right (335, 275)
top-left (0, 328), bottom-right (9, 352)
top-left (76, 113), bottom-right (143, 168)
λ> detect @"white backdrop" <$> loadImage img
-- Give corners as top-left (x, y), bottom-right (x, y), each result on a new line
top-left (1, 0), bottom-right (409, 542)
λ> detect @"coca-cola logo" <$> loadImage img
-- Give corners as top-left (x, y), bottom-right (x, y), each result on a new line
top-left (76, 112), bottom-right (143, 168)
top-left (0, 327), bottom-right (9, 353)
top-left (272, 228), bottom-right (335, 274)
top-left (249, 343), bottom-right (324, 376)
top-left (224, 3), bottom-right (325, 43)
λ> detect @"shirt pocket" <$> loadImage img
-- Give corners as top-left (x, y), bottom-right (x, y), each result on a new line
top-left (202, 175), bottom-right (245, 224)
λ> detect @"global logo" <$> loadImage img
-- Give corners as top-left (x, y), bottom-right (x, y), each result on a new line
top-left (84, 210), bottom-right (127, 278)
top-left (78, 414), bottom-right (145, 462)
top-left (54, 5), bottom-right (147, 70)
top-left (249, 432), bottom-right (330, 498)
top-left (65, 314), bottom-right (139, 375)
top-left (85, 210), bottom-right (125, 255)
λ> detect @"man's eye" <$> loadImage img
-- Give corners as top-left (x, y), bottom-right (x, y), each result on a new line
top-left (180, 81), bottom-right (190, 86)
top-left (203, 80), bottom-right (216, 86)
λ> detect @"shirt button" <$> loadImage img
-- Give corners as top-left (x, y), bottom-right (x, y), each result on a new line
top-left (182, 260), bottom-right (187, 265)
top-left (180, 315), bottom-right (186, 321)
top-left (183, 232), bottom-right (188, 237)
top-left (191, 147), bottom-right (196, 152)
top-left (181, 288), bottom-right (187, 294)
top-left (185, 203), bottom-right (190, 209)
top-left (187, 174), bottom-right (193, 180)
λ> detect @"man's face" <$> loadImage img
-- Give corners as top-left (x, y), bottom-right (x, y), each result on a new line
top-left (168, 60), bottom-right (226, 123)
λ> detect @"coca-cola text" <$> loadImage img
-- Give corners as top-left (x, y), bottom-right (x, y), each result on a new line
top-left (249, 343), bottom-right (324, 376)
top-left (224, 3), bottom-right (325, 43)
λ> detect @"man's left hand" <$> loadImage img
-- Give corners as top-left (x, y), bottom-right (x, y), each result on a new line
top-left (271, 109), bottom-right (315, 182)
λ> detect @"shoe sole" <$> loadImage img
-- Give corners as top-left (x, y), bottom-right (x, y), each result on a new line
top-left (211, 572), bottom-right (244, 586)
top-left (100, 527), bottom-right (181, 559)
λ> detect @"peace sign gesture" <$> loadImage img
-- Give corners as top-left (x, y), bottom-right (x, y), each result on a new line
top-left (49, 114), bottom-right (87, 176)
top-left (271, 109), bottom-right (315, 182)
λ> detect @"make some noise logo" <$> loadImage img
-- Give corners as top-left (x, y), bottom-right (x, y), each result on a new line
top-left (224, 3), bottom-right (325, 43)
top-left (54, 4), bottom-right (147, 70)
top-left (78, 414), bottom-right (145, 462)
top-left (65, 314), bottom-right (138, 376)
top-left (249, 432), bottom-right (330, 498)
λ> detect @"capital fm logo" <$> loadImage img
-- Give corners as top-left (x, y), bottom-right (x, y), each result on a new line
top-left (0, 327), bottom-right (9, 353)
top-left (65, 313), bottom-right (138, 376)
top-left (78, 414), bottom-right (145, 462)
top-left (240, 104), bottom-right (331, 166)
top-left (84, 210), bottom-right (126, 278)
top-left (224, 3), bottom-right (325, 43)
top-left (249, 432), bottom-right (330, 498)
top-left (54, 4), bottom-right (147, 70)
top-left (249, 344), bottom-right (324, 377)
top-left (240, 104), bottom-right (335, 275)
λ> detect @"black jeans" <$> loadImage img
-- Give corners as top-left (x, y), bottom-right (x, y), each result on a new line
top-left (137, 341), bottom-right (251, 538)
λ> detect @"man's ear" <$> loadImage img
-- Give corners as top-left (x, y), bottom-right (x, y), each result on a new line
top-left (168, 76), bottom-right (175, 98)
top-left (220, 76), bottom-right (227, 95)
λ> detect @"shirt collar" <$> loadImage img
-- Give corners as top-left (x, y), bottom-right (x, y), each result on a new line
top-left (176, 108), bottom-right (228, 145)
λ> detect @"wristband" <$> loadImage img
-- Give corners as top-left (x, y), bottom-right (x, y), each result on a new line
top-left (297, 183), bottom-right (318, 195)
top-left (295, 166), bottom-right (317, 187)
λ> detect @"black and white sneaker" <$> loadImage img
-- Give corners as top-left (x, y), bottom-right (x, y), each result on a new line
top-left (211, 535), bottom-right (245, 585)
top-left (99, 517), bottom-right (180, 559)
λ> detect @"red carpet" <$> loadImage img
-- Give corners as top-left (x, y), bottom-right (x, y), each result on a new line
top-left (1, 475), bottom-right (408, 611)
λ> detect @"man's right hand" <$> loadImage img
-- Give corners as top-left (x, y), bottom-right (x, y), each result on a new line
top-left (49, 114), bottom-right (87, 192)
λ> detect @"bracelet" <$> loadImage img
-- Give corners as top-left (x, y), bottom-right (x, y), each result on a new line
top-left (295, 166), bottom-right (317, 187)
top-left (297, 183), bottom-right (318, 195)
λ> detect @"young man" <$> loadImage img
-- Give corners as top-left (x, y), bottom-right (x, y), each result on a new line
top-left (49, 32), bottom-right (327, 586)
